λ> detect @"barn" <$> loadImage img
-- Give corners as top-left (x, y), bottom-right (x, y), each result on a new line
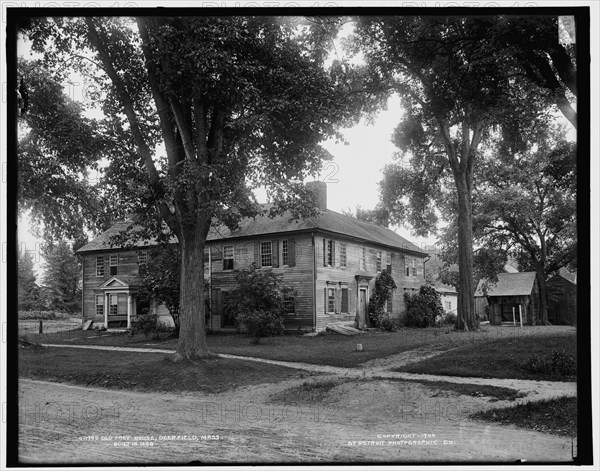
top-left (474, 272), bottom-right (540, 325)
top-left (546, 271), bottom-right (577, 325)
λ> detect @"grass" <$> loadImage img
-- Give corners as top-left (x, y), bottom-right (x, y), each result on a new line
top-left (18, 346), bottom-right (302, 394)
top-left (393, 333), bottom-right (576, 381)
top-left (28, 325), bottom-right (574, 369)
top-left (400, 379), bottom-right (527, 401)
top-left (471, 396), bottom-right (577, 436)
top-left (269, 378), bottom-right (351, 405)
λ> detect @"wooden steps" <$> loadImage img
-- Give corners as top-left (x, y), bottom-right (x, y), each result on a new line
top-left (325, 324), bottom-right (364, 336)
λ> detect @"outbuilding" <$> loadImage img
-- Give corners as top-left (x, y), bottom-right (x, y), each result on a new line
top-left (474, 272), bottom-right (540, 325)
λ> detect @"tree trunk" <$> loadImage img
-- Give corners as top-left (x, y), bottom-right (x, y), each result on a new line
top-left (455, 176), bottom-right (477, 331)
top-left (536, 264), bottom-right (550, 325)
top-left (175, 224), bottom-right (211, 360)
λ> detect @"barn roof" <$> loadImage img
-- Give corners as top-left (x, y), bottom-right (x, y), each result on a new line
top-left (474, 272), bottom-right (538, 297)
top-left (77, 208), bottom-right (425, 256)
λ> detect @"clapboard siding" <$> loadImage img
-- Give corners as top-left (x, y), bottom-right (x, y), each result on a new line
top-left (81, 250), bottom-right (142, 324)
top-left (205, 235), bottom-right (315, 330)
top-left (314, 234), bottom-right (426, 329)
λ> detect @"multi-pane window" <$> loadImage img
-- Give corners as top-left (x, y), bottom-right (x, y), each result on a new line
top-left (109, 254), bottom-right (119, 276)
top-left (327, 288), bottom-right (336, 313)
top-left (223, 245), bottom-right (234, 270)
top-left (96, 256), bottom-right (105, 277)
top-left (109, 294), bottom-right (118, 316)
top-left (386, 252), bottom-right (392, 271)
top-left (260, 241), bottom-right (272, 267)
top-left (324, 239), bottom-right (334, 267)
top-left (138, 251), bottom-right (148, 265)
top-left (376, 251), bottom-right (382, 272)
top-left (95, 294), bottom-right (104, 316)
top-left (445, 301), bottom-right (452, 311)
top-left (341, 288), bottom-right (349, 313)
top-left (339, 243), bottom-right (347, 268)
top-left (360, 247), bottom-right (366, 270)
top-left (387, 296), bottom-right (393, 315)
top-left (282, 240), bottom-right (289, 266)
top-left (406, 257), bottom-right (416, 277)
top-left (284, 295), bottom-right (295, 315)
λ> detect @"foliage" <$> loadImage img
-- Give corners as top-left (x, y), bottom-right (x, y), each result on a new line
top-left (18, 310), bottom-right (72, 320)
top-left (403, 285), bottom-right (445, 328)
top-left (18, 248), bottom-right (41, 311)
top-left (17, 60), bottom-right (115, 241)
top-left (349, 16), bottom-right (556, 331)
top-left (21, 16), bottom-right (359, 358)
top-left (341, 204), bottom-right (389, 227)
top-left (235, 309), bottom-right (285, 344)
top-left (137, 244), bottom-right (181, 337)
top-left (224, 266), bottom-right (292, 343)
top-left (129, 313), bottom-right (173, 340)
top-left (368, 271), bottom-right (397, 331)
top-left (40, 241), bottom-right (81, 313)
top-left (520, 349), bottom-right (576, 379)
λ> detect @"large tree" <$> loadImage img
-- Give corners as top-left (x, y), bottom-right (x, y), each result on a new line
top-left (473, 124), bottom-right (577, 324)
top-left (351, 16), bottom-right (553, 330)
top-left (41, 241), bottom-right (81, 313)
top-left (22, 16), bottom-right (355, 359)
top-left (18, 248), bottom-right (40, 311)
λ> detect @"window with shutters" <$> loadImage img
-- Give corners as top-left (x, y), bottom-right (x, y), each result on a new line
top-left (223, 245), bottom-right (234, 270)
top-left (327, 288), bottom-right (336, 313)
top-left (339, 243), bottom-right (347, 268)
top-left (109, 254), bottom-right (118, 275)
top-left (95, 294), bottom-right (104, 316)
top-left (341, 287), bottom-right (349, 313)
top-left (282, 240), bottom-right (289, 266)
top-left (260, 241), bottom-right (272, 267)
top-left (360, 247), bottom-right (366, 271)
top-left (445, 301), bottom-right (451, 311)
top-left (386, 252), bottom-right (392, 272)
top-left (376, 251), bottom-right (382, 272)
top-left (96, 256), bottom-right (104, 277)
top-left (387, 296), bottom-right (393, 315)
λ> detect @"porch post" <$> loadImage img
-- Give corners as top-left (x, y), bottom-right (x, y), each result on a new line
top-left (127, 294), bottom-right (132, 329)
top-left (104, 292), bottom-right (108, 327)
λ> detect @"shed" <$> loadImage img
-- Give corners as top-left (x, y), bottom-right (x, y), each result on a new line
top-left (546, 272), bottom-right (577, 325)
top-left (474, 272), bottom-right (540, 325)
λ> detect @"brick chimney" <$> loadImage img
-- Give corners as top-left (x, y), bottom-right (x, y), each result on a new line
top-left (306, 181), bottom-right (327, 211)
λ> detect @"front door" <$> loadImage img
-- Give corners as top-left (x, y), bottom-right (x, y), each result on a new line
top-left (108, 293), bottom-right (128, 328)
top-left (359, 288), bottom-right (368, 327)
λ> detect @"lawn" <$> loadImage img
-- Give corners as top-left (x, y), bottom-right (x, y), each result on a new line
top-left (471, 396), bottom-right (577, 436)
top-left (27, 325), bottom-right (574, 369)
top-left (18, 346), bottom-right (302, 394)
top-left (393, 332), bottom-right (577, 381)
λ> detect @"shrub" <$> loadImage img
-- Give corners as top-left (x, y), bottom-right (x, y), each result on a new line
top-left (520, 349), bottom-right (576, 378)
top-left (443, 312), bottom-right (457, 326)
top-left (235, 309), bottom-right (285, 344)
top-left (403, 285), bottom-right (445, 328)
top-left (18, 310), bottom-right (72, 320)
top-left (129, 314), bottom-right (172, 340)
top-left (224, 266), bottom-right (291, 342)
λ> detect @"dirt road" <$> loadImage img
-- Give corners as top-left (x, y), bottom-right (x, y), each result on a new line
top-left (19, 371), bottom-right (575, 464)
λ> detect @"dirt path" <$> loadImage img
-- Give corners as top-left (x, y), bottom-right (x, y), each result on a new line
top-left (19, 343), bottom-right (577, 464)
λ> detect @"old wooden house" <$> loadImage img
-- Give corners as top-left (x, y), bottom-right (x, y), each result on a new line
top-left (546, 270), bottom-right (577, 325)
top-left (474, 272), bottom-right (540, 325)
top-left (76, 182), bottom-right (427, 332)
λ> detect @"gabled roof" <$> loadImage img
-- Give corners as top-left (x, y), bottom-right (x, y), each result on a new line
top-left (475, 272), bottom-right (538, 297)
top-left (556, 268), bottom-right (577, 285)
top-left (97, 275), bottom-right (140, 289)
top-left (77, 208), bottom-right (426, 255)
top-left (435, 284), bottom-right (457, 295)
